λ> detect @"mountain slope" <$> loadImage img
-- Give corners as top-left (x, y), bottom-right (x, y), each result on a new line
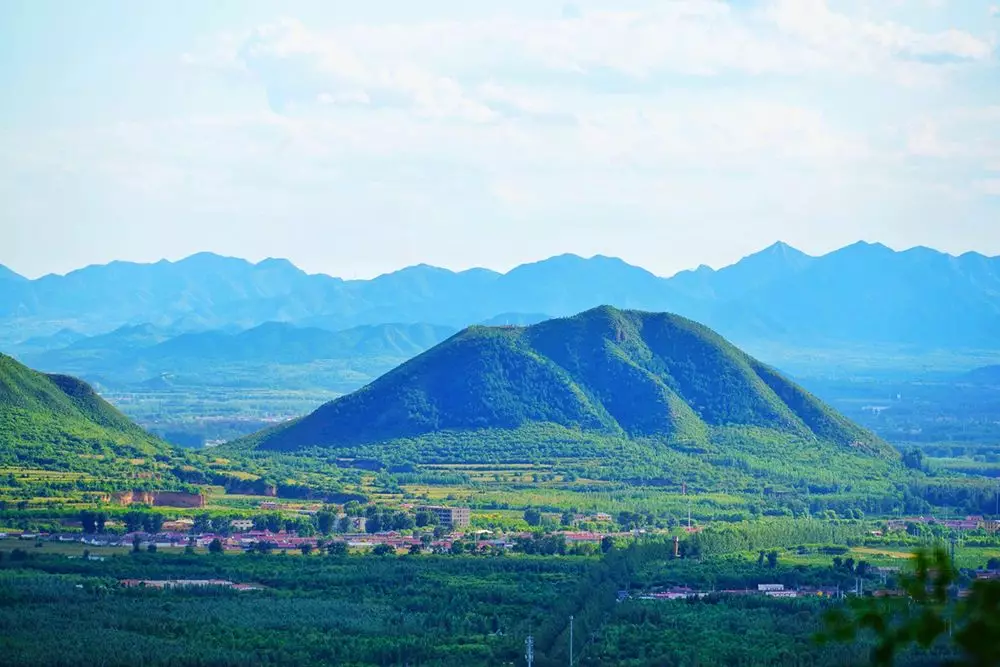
top-left (731, 243), bottom-right (1000, 347)
top-left (238, 308), bottom-right (890, 469)
top-left (0, 353), bottom-right (170, 467)
top-left (964, 365), bottom-right (1000, 385)
top-left (21, 322), bottom-right (458, 389)
top-left (0, 265), bottom-right (26, 284)
top-left (5, 242), bottom-right (999, 352)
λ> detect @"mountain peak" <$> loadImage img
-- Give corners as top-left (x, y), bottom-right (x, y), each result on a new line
top-left (747, 241), bottom-right (810, 262)
top-left (256, 257), bottom-right (299, 270)
top-left (236, 306), bottom-right (890, 468)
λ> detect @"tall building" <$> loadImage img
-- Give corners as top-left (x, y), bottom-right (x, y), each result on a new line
top-left (418, 505), bottom-right (471, 528)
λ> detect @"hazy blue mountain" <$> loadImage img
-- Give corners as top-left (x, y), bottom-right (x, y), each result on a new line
top-left (0, 265), bottom-right (26, 283)
top-left (3, 242), bottom-right (999, 351)
top-left (23, 323), bottom-right (174, 377)
top-left (732, 243), bottom-right (1000, 347)
top-left (489, 254), bottom-right (684, 316)
top-left (669, 242), bottom-right (815, 302)
top-left (142, 322), bottom-right (457, 365)
top-left (5, 253), bottom-right (344, 335)
top-left (964, 365), bottom-right (1000, 385)
top-left (11, 328), bottom-right (88, 354)
top-left (19, 321), bottom-right (458, 389)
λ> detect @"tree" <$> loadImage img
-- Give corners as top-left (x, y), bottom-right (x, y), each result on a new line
top-left (450, 541), bottom-right (466, 555)
top-left (561, 511), bottom-right (574, 527)
top-left (415, 510), bottom-right (437, 528)
top-left (208, 538), bottom-right (224, 555)
top-left (601, 536), bottom-right (615, 554)
top-left (757, 550), bottom-right (766, 567)
top-left (146, 543), bottom-right (157, 553)
top-left (131, 534), bottom-right (142, 553)
top-left (617, 511), bottom-right (643, 531)
top-left (822, 546), bottom-right (1000, 666)
top-left (142, 513), bottom-right (164, 534)
top-left (79, 510), bottom-right (97, 535)
top-left (316, 511), bottom-right (336, 535)
top-left (766, 550), bottom-right (779, 569)
top-left (124, 511), bottom-right (145, 533)
top-left (409, 543), bottom-right (423, 555)
top-left (211, 517), bottom-right (232, 537)
top-left (265, 513), bottom-right (283, 533)
top-left (299, 543), bottom-right (314, 555)
top-left (902, 448), bottom-right (926, 471)
top-left (524, 508), bottom-right (542, 527)
top-left (987, 557), bottom-right (1000, 571)
top-left (372, 544), bottom-right (395, 556)
top-left (327, 541), bottom-right (348, 557)
top-left (193, 513), bottom-right (212, 534)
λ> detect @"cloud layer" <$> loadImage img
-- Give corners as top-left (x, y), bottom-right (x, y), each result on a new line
top-left (2, 0), bottom-right (999, 278)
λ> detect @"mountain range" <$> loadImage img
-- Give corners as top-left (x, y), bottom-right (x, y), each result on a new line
top-left (232, 307), bottom-right (897, 489)
top-left (21, 322), bottom-right (458, 390)
top-left (4, 241), bottom-right (1000, 352)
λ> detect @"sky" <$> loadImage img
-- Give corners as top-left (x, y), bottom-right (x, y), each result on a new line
top-left (1, 0), bottom-right (999, 279)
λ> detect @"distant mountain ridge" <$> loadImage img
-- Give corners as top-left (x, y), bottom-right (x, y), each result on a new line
top-left (3, 242), bottom-right (999, 350)
top-left (231, 307), bottom-right (895, 487)
top-left (21, 321), bottom-right (458, 389)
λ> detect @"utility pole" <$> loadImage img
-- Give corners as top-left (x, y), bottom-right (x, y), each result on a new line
top-left (569, 615), bottom-right (574, 666)
top-left (525, 634), bottom-right (534, 667)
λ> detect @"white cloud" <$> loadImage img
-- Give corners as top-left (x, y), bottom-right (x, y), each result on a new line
top-left (5, 0), bottom-right (998, 278)
top-left (975, 178), bottom-right (1000, 195)
top-left (187, 0), bottom-right (994, 122)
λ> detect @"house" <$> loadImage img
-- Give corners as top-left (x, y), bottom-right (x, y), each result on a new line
top-left (564, 532), bottom-right (603, 543)
top-left (765, 590), bottom-right (799, 598)
top-left (161, 519), bottom-right (194, 532)
top-left (230, 519), bottom-right (254, 531)
top-left (417, 506), bottom-right (471, 528)
top-left (594, 513), bottom-right (613, 523)
top-left (260, 501), bottom-right (278, 510)
top-left (758, 584), bottom-right (785, 592)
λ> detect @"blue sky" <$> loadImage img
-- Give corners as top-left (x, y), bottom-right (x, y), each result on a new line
top-left (1, 0), bottom-right (998, 279)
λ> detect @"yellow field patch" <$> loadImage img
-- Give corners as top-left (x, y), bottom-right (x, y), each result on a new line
top-left (852, 547), bottom-right (916, 559)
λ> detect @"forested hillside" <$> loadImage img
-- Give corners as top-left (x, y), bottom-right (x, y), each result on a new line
top-left (0, 353), bottom-right (170, 468)
top-left (232, 307), bottom-right (899, 492)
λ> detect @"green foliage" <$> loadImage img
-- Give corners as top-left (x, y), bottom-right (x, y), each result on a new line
top-left (0, 354), bottom-right (172, 474)
top-left (233, 308), bottom-right (893, 474)
top-left (822, 546), bottom-right (1000, 665)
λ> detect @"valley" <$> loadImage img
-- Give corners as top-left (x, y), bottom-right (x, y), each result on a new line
top-left (2, 246), bottom-right (1000, 666)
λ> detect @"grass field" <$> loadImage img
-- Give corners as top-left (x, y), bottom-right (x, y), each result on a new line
top-left (770, 543), bottom-right (1000, 571)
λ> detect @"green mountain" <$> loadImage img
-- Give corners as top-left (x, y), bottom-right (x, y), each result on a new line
top-left (235, 308), bottom-right (896, 488)
top-left (0, 353), bottom-right (170, 469)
